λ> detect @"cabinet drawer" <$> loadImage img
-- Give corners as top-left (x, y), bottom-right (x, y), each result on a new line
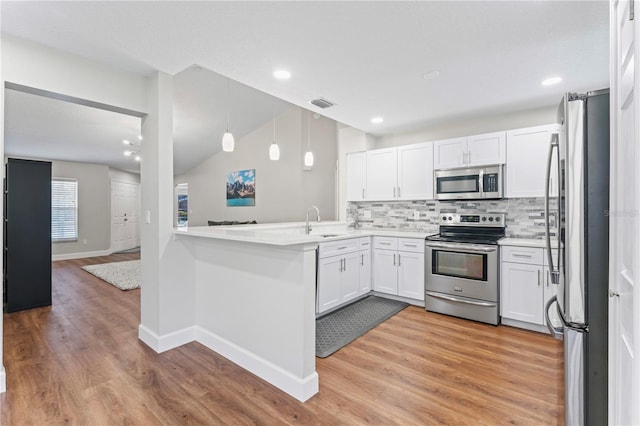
top-left (358, 237), bottom-right (371, 250)
top-left (398, 238), bottom-right (424, 253)
top-left (319, 239), bottom-right (359, 258)
top-left (373, 236), bottom-right (398, 250)
top-left (501, 246), bottom-right (543, 265)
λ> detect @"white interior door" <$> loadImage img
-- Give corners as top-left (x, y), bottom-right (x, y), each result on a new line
top-left (610, 1), bottom-right (640, 425)
top-left (111, 180), bottom-right (140, 252)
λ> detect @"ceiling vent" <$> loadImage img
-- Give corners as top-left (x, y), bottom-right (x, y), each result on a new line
top-left (308, 97), bottom-right (335, 109)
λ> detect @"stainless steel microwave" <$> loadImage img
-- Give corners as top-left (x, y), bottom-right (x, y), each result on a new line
top-left (434, 165), bottom-right (503, 200)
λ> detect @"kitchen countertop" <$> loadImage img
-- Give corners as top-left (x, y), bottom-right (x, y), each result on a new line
top-left (174, 222), bottom-right (433, 246)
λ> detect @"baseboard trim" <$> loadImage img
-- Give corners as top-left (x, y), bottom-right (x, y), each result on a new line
top-left (138, 324), bottom-right (197, 353)
top-left (0, 365), bottom-right (6, 393)
top-left (196, 327), bottom-right (318, 402)
top-left (52, 249), bottom-right (112, 261)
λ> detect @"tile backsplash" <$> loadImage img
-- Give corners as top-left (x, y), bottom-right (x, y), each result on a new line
top-left (347, 197), bottom-right (557, 238)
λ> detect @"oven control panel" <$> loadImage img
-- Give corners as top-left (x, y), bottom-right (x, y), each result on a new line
top-left (439, 213), bottom-right (506, 227)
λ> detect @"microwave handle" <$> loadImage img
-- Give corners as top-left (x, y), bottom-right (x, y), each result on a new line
top-left (478, 169), bottom-right (484, 195)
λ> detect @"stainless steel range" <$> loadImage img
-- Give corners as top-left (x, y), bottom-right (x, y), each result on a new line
top-left (425, 213), bottom-right (505, 325)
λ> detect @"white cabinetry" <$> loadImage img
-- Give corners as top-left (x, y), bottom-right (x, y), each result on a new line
top-left (365, 142), bottom-right (433, 201)
top-left (372, 237), bottom-right (424, 301)
top-left (500, 245), bottom-right (562, 331)
top-left (505, 124), bottom-right (560, 198)
top-left (317, 238), bottom-right (361, 314)
top-left (358, 237), bottom-right (372, 295)
top-left (317, 237), bottom-right (372, 315)
top-left (434, 132), bottom-right (506, 169)
top-left (346, 152), bottom-right (366, 201)
top-left (397, 142), bottom-right (434, 200)
top-left (365, 148), bottom-right (398, 200)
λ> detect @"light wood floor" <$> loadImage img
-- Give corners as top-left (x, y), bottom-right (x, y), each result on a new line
top-left (1, 253), bottom-right (564, 425)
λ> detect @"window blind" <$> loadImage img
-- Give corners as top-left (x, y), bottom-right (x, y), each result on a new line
top-left (51, 178), bottom-right (78, 242)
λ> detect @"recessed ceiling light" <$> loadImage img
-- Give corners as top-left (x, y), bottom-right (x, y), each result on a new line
top-left (123, 139), bottom-right (131, 145)
top-left (273, 70), bottom-right (291, 80)
top-left (371, 116), bottom-right (384, 124)
top-left (541, 76), bottom-right (562, 86)
top-left (423, 70), bottom-right (441, 80)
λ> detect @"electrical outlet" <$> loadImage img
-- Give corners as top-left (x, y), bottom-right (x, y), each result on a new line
top-left (82, 239), bottom-right (88, 245)
top-left (363, 210), bottom-right (371, 219)
top-left (413, 211), bottom-right (420, 220)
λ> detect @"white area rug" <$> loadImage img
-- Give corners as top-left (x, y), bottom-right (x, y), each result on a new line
top-left (82, 260), bottom-right (140, 291)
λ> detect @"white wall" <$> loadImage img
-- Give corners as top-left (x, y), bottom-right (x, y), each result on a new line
top-left (2, 35), bottom-right (147, 113)
top-left (176, 106), bottom-right (338, 226)
top-left (374, 104), bottom-right (558, 148)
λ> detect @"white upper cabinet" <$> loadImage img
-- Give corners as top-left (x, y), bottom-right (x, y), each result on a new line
top-left (397, 142), bottom-right (434, 200)
top-left (365, 148), bottom-right (398, 200)
top-left (433, 137), bottom-right (467, 169)
top-left (346, 152), bottom-right (366, 201)
top-left (365, 142), bottom-right (434, 201)
top-left (505, 124), bottom-right (560, 198)
top-left (434, 132), bottom-right (506, 169)
top-left (466, 131), bottom-right (506, 166)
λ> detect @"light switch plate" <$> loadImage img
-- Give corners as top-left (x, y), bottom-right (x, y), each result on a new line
top-left (413, 210), bottom-right (420, 220)
top-left (145, 210), bottom-right (151, 224)
top-left (363, 210), bottom-right (371, 219)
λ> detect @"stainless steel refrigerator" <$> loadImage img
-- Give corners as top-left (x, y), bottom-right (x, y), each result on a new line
top-left (545, 89), bottom-right (609, 426)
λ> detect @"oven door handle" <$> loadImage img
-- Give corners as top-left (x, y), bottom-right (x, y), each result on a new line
top-left (425, 241), bottom-right (497, 253)
top-left (426, 291), bottom-right (497, 307)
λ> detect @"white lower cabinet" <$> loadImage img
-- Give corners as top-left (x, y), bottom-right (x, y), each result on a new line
top-left (372, 237), bottom-right (425, 301)
top-left (373, 249), bottom-right (398, 294)
top-left (317, 237), bottom-right (370, 314)
top-left (358, 245), bottom-right (372, 295)
top-left (500, 245), bottom-right (562, 330)
top-left (500, 261), bottom-right (544, 324)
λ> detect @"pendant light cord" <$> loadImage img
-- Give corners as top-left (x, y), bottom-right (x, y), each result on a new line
top-left (307, 111), bottom-right (311, 150)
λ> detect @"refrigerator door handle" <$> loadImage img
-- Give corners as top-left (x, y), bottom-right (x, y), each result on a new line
top-left (545, 295), bottom-right (564, 339)
top-left (544, 133), bottom-right (561, 284)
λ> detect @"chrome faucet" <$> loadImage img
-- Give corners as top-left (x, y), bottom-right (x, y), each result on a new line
top-left (305, 206), bottom-right (321, 234)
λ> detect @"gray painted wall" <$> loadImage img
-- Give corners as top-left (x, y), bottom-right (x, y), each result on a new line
top-left (51, 160), bottom-right (110, 255)
top-left (176, 106), bottom-right (338, 225)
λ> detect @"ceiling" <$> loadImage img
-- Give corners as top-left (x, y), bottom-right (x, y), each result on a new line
top-left (1, 1), bottom-right (609, 173)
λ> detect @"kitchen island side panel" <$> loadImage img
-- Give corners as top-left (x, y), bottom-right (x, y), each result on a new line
top-left (193, 238), bottom-right (318, 402)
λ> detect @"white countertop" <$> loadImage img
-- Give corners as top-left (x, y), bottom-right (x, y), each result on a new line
top-left (499, 237), bottom-right (559, 248)
top-left (174, 221), bottom-right (432, 246)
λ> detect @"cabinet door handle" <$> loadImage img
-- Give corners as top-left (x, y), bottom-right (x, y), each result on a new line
top-left (362, 188), bottom-right (365, 199)
top-left (546, 270), bottom-right (550, 287)
top-left (404, 243), bottom-right (417, 247)
top-left (538, 270), bottom-right (541, 287)
top-left (343, 258), bottom-right (347, 272)
top-left (393, 254), bottom-right (396, 266)
top-left (512, 253), bottom-right (532, 258)
top-left (398, 253), bottom-right (401, 266)
top-left (468, 151), bottom-right (471, 164)
top-left (397, 187), bottom-right (401, 198)
top-left (393, 187), bottom-right (396, 198)
top-left (361, 253), bottom-right (364, 266)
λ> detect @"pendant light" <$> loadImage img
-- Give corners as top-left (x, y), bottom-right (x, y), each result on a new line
top-left (222, 78), bottom-right (235, 152)
top-left (269, 112), bottom-right (280, 160)
top-left (304, 111), bottom-right (314, 167)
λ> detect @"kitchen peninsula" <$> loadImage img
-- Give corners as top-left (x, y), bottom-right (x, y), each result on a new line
top-left (153, 222), bottom-right (428, 402)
